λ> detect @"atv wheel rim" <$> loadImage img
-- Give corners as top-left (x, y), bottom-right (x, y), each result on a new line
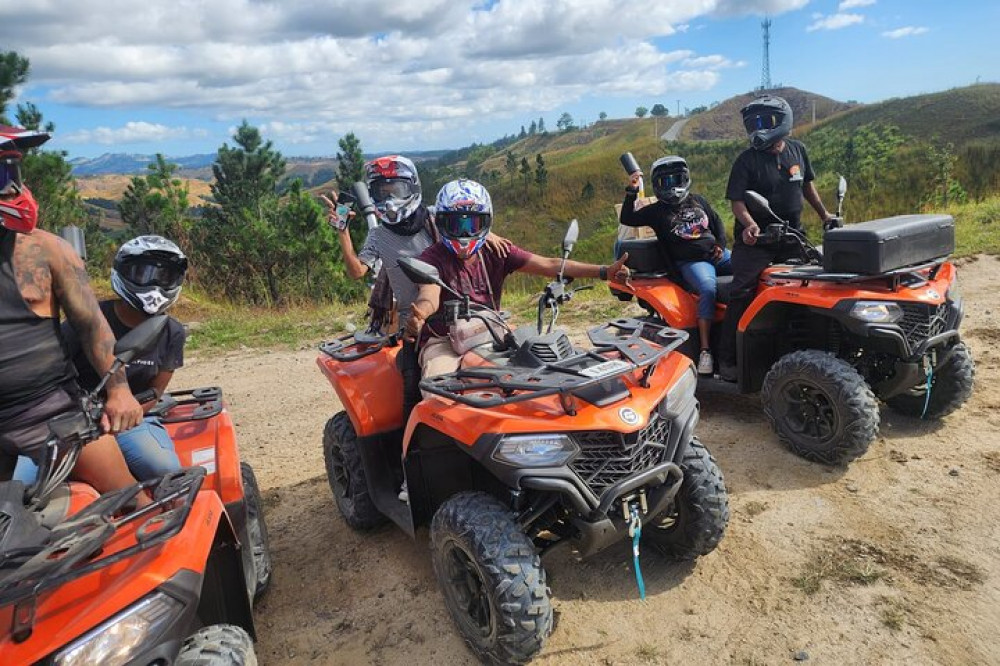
top-left (328, 445), bottom-right (353, 501)
top-left (780, 381), bottom-right (838, 443)
top-left (441, 539), bottom-right (495, 639)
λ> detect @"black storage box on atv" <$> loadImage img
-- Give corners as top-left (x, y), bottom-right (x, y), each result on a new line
top-left (822, 214), bottom-right (955, 275)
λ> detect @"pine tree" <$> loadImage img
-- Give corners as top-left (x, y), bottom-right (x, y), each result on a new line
top-left (534, 153), bottom-right (548, 194)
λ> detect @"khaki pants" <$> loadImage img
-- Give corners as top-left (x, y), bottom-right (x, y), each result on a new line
top-left (418, 336), bottom-right (462, 398)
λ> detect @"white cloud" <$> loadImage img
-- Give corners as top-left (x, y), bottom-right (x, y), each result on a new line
top-left (838, 0), bottom-right (875, 9)
top-left (806, 13), bottom-right (864, 32)
top-left (1, 0), bottom-right (812, 151)
top-left (62, 122), bottom-right (206, 145)
top-left (882, 26), bottom-right (929, 39)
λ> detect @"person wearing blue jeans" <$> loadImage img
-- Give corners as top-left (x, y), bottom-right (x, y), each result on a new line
top-left (13, 416), bottom-right (179, 482)
top-left (15, 236), bottom-right (191, 484)
top-left (620, 155), bottom-right (730, 375)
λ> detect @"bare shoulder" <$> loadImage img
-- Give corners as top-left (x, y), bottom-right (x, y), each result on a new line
top-left (33, 229), bottom-right (84, 273)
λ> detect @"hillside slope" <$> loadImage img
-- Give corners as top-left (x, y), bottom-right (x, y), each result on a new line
top-left (680, 86), bottom-right (856, 141)
top-left (805, 83), bottom-right (1000, 147)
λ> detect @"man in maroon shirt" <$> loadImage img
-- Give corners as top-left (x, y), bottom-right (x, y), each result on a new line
top-left (403, 179), bottom-right (630, 380)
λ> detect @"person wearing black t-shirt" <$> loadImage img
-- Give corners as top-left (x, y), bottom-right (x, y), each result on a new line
top-left (620, 156), bottom-right (730, 375)
top-left (12, 235), bottom-right (188, 483)
top-left (717, 97), bottom-right (837, 382)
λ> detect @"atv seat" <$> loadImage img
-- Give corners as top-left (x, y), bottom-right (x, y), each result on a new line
top-left (617, 237), bottom-right (735, 304)
top-left (714, 276), bottom-right (734, 304)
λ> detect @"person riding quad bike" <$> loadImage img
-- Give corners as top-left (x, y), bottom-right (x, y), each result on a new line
top-left (323, 156), bottom-right (509, 422)
top-left (318, 182), bottom-right (729, 664)
top-left (13, 235), bottom-right (190, 484)
top-left (0, 125), bottom-right (146, 499)
top-left (620, 156), bottom-right (732, 376)
top-left (0, 313), bottom-right (272, 664)
top-left (612, 174), bottom-right (973, 466)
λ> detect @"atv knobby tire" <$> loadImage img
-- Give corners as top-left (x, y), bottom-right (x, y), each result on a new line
top-left (644, 438), bottom-right (729, 560)
top-left (240, 462), bottom-right (273, 600)
top-left (887, 342), bottom-right (975, 419)
top-left (762, 350), bottom-right (879, 466)
top-left (430, 491), bottom-right (552, 665)
top-left (323, 412), bottom-right (386, 530)
top-left (174, 624), bottom-right (257, 666)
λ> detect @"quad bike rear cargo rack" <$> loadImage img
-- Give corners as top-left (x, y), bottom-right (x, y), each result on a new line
top-left (0, 467), bottom-right (205, 642)
top-left (768, 257), bottom-right (948, 290)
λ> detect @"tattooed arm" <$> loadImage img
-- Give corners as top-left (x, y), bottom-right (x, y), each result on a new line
top-left (47, 234), bottom-right (143, 432)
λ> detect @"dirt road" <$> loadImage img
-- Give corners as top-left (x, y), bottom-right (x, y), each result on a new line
top-left (175, 256), bottom-right (1000, 666)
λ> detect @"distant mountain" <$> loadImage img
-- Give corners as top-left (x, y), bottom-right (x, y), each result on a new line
top-left (678, 86), bottom-right (857, 141)
top-left (69, 149), bottom-right (451, 177)
top-left (70, 153), bottom-right (217, 176)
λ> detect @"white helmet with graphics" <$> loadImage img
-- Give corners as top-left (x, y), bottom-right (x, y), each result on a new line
top-left (111, 235), bottom-right (188, 315)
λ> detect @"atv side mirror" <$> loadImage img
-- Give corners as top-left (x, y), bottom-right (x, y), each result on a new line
top-left (60, 225), bottom-right (87, 261)
top-left (744, 190), bottom-right (785, 225)
top-left (398, 257), bottom-right (443, 286)
top-left (351, 181), bottom-right (379, 231)
top-left (837, 175), bottom-right (847, 199)
top-left (562, 219), bottom-right (579, 255)
top-left (114, 315), bottom-right (169, 365)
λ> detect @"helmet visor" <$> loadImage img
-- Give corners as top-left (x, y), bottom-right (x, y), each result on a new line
top-left (744, 111), bottom-right (784, 133)
top-left (653, 170), bottom-right (687, 190)
top-left (438, 211), bottom-right (490, 239)
top-left (0, 157), bottom-right (22, 194)
top-left (370, 179), bottom-right (415, 203)
top-left (120, 258), bottom-right (185, 287)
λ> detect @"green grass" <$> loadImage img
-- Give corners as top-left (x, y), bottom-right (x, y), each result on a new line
top-left (951, 196), bottom-right (1000, 256)
top-left (184, 303), bottom-right (363, 352)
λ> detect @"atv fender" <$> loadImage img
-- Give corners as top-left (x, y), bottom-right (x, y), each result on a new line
top-left (316, 346), bottom-right (404, 437)
top-left (618, 280), bottom-right (700, 327)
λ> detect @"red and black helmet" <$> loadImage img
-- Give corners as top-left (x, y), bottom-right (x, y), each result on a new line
top-left (0, 126), bottom-right (51, 234)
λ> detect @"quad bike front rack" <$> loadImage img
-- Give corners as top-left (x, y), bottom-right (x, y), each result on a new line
top-left (421, 318), bottom-right (687, 413)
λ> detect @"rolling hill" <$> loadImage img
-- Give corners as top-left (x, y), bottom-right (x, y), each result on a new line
top-left (801, 82), bottom-right (1000, 147)
top-left (679, 86), bottom-right (856, 141)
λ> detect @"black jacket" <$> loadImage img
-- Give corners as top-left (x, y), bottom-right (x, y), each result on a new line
top-left (620, 192), bottom-right (727, 263)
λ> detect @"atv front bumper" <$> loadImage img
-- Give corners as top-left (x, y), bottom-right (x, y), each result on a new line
top-left (470, 392), bottom-right (700, 558)
top-left (832, 296), bottom-right (965, 399)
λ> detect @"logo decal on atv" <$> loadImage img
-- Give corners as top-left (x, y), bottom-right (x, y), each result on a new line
top-left (618, 408), bottom-right (640, 426)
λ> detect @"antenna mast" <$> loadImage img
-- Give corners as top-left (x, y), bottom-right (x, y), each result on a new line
top-left (760, 17), bottom-right (772, 91)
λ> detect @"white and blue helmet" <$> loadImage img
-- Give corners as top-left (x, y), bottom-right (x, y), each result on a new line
top-left (434, 179), bottom-right (493, 259)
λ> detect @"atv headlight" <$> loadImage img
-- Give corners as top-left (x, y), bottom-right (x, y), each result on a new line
top-left (661, 367), bottom-right (698, 416)
top-left (850, 301), bottom-right (903, 324)
top-left (493, 434), bottom-right (578, 467)
top-left (53, 591), bottom-right (183, 666)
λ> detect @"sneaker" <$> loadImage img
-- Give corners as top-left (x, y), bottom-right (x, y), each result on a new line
top-left (718, 362), bottom-right (738, 383)
top-left (398, 481), bottom-right (409, 503)
top-left (697, 350), bottom-right (714, 376)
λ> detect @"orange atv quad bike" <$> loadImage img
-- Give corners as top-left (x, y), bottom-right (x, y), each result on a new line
top-left (317, 222), bottom-right (729, 665)
top-left (0, 316), bottom-right (272, 666)
top-left (612, 181), bottom-right (973, 466)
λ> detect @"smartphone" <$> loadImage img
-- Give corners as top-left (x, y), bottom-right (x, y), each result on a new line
top-left (336, 203), bottom-right (351, 218)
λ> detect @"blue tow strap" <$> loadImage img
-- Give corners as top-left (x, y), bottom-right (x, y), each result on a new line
top-left (920, 364), bottom-right (934, 419)
top-left (628, 505), bottom-right (646, 600)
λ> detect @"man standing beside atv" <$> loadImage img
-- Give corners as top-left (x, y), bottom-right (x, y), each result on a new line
top-left (717, 96), bottom-right (840, 382)
top-left (0, 126), bottom-right (146, 498)
top-left (403, 178), bottom-right (632, 378)
top-left (620, 156), bottom-right (731, 375)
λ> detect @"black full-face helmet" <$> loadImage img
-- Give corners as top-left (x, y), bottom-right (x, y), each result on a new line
top-left (741, 96), bottom-right (793, 150)
top-left (111, 235), bottom-right (188, 315)
top-left (649, 156), bottom-right (690, 205)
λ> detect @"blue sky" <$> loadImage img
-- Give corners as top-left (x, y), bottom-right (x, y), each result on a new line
top-left (4, 0), bottom-right (996, 160)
